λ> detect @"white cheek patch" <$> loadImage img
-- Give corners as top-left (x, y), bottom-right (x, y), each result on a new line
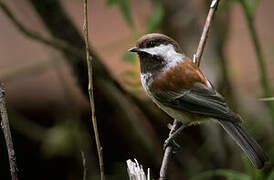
top-left (140, 44), bottom-right (185, 69)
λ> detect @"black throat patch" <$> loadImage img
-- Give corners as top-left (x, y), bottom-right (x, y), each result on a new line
top-left (139, 53), bottom-right (166, 77)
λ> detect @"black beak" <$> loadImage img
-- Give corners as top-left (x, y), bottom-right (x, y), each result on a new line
top-left (128, 47), bottom-right (140, 53)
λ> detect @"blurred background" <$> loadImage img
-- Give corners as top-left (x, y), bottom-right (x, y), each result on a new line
top-left (0, 0), bottom-right (274, 179)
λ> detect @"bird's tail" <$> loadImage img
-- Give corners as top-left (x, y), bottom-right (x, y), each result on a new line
top-left (219, 120), bottom-right (269, 169)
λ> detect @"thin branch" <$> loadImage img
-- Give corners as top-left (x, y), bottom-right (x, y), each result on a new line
top-left (159, 0), bottom-right (221, 178)
top-left (0, 84), bottom-right (19, 180)
top-left (81, 151), bottom-right (87, 180)
top-left (194, 0), bottom-right (220, 66)
top-left (82, 0), bottom-right (105, 180)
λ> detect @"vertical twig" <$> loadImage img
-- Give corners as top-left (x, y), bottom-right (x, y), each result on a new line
top-left (82, 0), bottom-right (105, 180)
top-left (159, 0), bottom-right (221, 179)
top-left (194, 0), bottom-right (220, 67)
top-left (81, 151), bottom-right (87, 180)
top-left (239, 0), bottom-right (274, 122)
top-left (0, 84), bottom-right (19, 180)
top-left (159, 120), bottom-right (180, 180)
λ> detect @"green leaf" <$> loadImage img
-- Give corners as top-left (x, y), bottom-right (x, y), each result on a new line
top-left (122, 52), bottom-right (137, 64)
top-left (107, 0), bottom-right (135, 28)
top-left (259, 97), bottom-right (274, 101)
top-left (190, 169), bottom-right (251, 180)
top-left (146, 3), bottom-right (164, 33)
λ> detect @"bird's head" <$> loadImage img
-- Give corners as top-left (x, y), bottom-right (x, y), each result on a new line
top-left (129, 33), bottom-right (185, 74)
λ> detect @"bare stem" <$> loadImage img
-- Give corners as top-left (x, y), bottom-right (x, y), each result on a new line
top-left (194, 0), bottom-right (220, 66)
top-left (159, 0), bottom-right (221, 178)
top-left (82, 0), bottom-right (105, 180)
top-left (0, 84), bottom-right (19, 180)
top-left (81, 151), bottom-right (87, 180)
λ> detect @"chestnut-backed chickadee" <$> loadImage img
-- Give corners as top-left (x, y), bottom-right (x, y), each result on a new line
top-left (129, 33), bottom-right (268, 169)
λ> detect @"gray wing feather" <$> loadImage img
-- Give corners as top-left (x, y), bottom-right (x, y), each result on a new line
top-left (152, 82), bottom-right (241, 123)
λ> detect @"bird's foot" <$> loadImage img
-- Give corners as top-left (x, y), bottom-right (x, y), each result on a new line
top-left (163, 137), bottom-right (181, 151)
top-left (163, 123), bottom-right (186, 151)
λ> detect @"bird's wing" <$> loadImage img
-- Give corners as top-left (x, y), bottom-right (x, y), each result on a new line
top-left (151, 82), bottom-right (242, 123)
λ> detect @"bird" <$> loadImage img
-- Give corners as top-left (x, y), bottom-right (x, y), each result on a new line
top-left (129, 33), bottom-right (269, 169)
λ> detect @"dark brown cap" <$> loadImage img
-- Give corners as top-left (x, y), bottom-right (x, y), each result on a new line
top-left (136, 33), bottom-right (183, 53)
